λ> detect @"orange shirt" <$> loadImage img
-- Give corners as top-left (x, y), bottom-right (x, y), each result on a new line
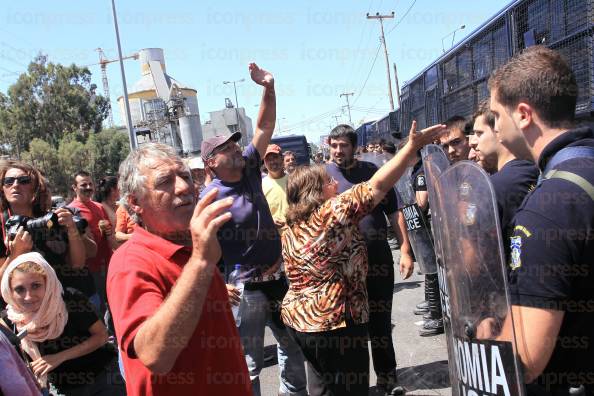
top-left (115, 205), bottom-right (135, 234)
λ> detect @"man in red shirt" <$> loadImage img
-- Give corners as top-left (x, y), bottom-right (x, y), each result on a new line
top-left (69, 171), bottom-right (117, 314)
top-left (107, 143), bottom-right (252, 396)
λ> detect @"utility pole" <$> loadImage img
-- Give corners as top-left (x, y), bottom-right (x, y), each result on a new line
top-left (392, 62), bottom-right (402, 111)
top-left (367, 12), bottom-right (395, 111)
top-left (110, 0), bottom-right (137, 150)
top-left (333, 115), bottom-right (341, 125)
top-left (223, 78), bottom-right (245, 144)
top-left (340, 92), bottom-right (354, 125)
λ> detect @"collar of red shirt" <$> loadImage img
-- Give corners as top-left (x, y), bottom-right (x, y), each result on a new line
top-left (130, 226), bottom-right (190, 259)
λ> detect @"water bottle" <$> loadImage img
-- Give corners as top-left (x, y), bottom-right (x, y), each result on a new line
top-left (228, 264), bottom-right (244, 326)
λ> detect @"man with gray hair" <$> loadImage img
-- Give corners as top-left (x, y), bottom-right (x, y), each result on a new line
top-left (106, 143), bottom-right (251, 396)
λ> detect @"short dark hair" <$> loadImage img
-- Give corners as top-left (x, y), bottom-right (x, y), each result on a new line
top-left (488, 45), bottom-right (577, 129)
top-left (73, 171), bottom-right (91, 185)
top-left (472, 99), bottom-right (495, 130)
top-left (328, 124), bottom-right (357, 148)
top-left (445, 115), bottom-right (472, 136)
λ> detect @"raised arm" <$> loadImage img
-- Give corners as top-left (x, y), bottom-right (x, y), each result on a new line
top-left (132, 189), bottom-right (233, 374)
top-left (369, 121), bottom-right (446, 207)
top-left (249, 63), bottom-right (276, 157)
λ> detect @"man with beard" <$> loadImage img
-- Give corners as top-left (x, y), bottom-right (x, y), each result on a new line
top-left (69, 171), bottom-right (117, 315)
top-left (283, 150), bottom-right (297, 174)
top-left (326, 124), bottom-right (410, 395)
top-left (489, 46), bottom-right (594, 395)
top-left (200, 63), bottom-right (307, 396)
top-left (438, 115), bottom-right (472, 163)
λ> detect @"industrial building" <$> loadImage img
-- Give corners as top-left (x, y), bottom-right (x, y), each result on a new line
top-left (117, 48), bottom-right (203, 155)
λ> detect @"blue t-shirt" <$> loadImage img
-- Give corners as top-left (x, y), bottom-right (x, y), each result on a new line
top-left (326, 161), bottom-right (399, 268)
top-left (201, 144), bottom-right (281, 280)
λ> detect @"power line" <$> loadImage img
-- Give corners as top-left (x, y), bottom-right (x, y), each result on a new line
top-left (387, 0), bottom-right (417, 35)
top-left (343, 0), bottom-right (376, 88)
top-left (352, 44), bottom-right (382, 107)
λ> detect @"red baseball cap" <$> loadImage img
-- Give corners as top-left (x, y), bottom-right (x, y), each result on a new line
top-left (264, 144), bottom-right (282, 158)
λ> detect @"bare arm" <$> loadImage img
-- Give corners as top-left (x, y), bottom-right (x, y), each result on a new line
top-left (390, 212), bottom-right (414, 280)
top-left (416, 190), bottom-right (429, 211)
top-left (81, 228), bottom-right (97, 259)
top-left (497, 305), bottom-right (564, 383)
top-left (249, 63), bottom-right (276, 157)
top-left (370, 121), bottom-right (446, 207)
top-left (55, 209), bottom-right (87, 269)
top-left (132, 189), bottom-right (233, 374)
top-left (30, 320), bottom-right (108, 377)
top-left (115, 231), bottom-right (133, 243)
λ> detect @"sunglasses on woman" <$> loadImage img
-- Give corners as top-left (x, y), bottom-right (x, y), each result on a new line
top-left (2, 176), bottom-right (32, 186)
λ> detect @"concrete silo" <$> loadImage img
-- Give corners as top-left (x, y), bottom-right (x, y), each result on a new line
top-left (117, 48), bottom-right (202, 154)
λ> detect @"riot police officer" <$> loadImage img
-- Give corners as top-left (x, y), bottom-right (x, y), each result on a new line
top-left (489, 45), bottom-right (594, 395)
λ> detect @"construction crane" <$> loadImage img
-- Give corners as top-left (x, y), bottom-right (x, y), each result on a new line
top-left (88, 48), bottom-right (139, 128)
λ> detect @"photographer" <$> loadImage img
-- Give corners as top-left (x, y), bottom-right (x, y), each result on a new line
top-left (0, 161), bottom-right (92, 305)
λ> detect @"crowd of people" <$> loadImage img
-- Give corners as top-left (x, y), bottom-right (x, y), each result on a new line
top-left (0, 46), bottom-right (593, 396)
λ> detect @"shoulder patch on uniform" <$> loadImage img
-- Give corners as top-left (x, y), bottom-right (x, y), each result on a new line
top-left (417, 175), bottom-right (425, 186)
top-left (513, 225), bottom-right (532, 238)
top-left (510, 236), bottom-right (522, 270)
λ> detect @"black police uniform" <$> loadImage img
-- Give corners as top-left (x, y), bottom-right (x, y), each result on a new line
top-left (410, 161), bottom-right (444, 334)
top-left (508, 126), bottom-right (594, 395)
top-left (490, 159), bottom-right (539, 258)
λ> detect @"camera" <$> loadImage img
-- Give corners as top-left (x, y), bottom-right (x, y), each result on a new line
top-left (5, 210), bottom-right (88, 243)
top-left (5, 213), bottom-right (59, 242)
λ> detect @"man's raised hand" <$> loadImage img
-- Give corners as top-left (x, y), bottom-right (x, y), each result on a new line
top-left (249, 63), bottom-right (274, 88)
top-left (189, 188), bottom-right (233, 265)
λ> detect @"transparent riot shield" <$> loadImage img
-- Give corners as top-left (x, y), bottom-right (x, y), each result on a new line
top-left (357, 151), bottom-right (392, 167)
top-left (395, 167), bottom-right (437, 274)
top-left (435, 161), bottom-right (525, 396)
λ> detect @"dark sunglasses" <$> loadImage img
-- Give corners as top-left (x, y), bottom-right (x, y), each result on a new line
top-left (3, 176), bottom-right (32, 186)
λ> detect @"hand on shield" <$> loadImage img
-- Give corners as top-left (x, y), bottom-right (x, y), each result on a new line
top-left (406, 121), bottom-right (447, 151)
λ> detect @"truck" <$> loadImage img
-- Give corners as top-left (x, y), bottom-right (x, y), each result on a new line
top-left (270, 135), bottom-right (311, 165)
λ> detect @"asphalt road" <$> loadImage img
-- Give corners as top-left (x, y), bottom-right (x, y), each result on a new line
top-left (260, 250), bottom-right (453, 395)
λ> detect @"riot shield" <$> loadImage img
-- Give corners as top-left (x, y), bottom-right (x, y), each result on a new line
top-left (395, 167), bottom-right (437, 274)
top-left (357, 151), bottom-right (392, 167)
top-left (435, 161), bottom-right (525, 396)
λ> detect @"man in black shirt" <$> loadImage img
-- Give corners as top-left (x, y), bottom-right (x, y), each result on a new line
top-left (489, 45), bottom-right (594, 395)
top-left (326, 125), bottom-right (410, 395)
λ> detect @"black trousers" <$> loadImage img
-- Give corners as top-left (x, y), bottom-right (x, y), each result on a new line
top-left (287, 324), bottom-right (369, 396)
top-left (367, 262), bottom-right (397, 378)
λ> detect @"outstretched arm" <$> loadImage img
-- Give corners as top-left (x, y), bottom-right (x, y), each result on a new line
top-left (369, 121), bottom-right (446, 207)
top-left (249, 63), bottom-right (276, 157)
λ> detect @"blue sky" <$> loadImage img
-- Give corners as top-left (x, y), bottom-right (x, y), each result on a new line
top-left (0, 0), bottom-right (510, 144)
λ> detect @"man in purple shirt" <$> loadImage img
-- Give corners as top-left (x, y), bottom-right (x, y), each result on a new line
top-left (200, 63), bottom-right (306, 396)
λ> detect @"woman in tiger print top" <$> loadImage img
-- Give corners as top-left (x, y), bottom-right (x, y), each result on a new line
top-left (281, 121), bottom-right (446, 395)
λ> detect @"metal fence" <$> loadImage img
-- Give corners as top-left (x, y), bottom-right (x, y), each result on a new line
top-left (369, 0), bottom-right (594, 142)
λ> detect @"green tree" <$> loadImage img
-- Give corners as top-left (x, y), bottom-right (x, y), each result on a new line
top-left (1, 55), bottom-right (109, 157)
top-left (86, 128), bottom-right (130, 178)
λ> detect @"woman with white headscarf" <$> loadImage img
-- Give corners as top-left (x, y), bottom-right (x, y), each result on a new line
top-left (1, 252), bottom-right (125, 396)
